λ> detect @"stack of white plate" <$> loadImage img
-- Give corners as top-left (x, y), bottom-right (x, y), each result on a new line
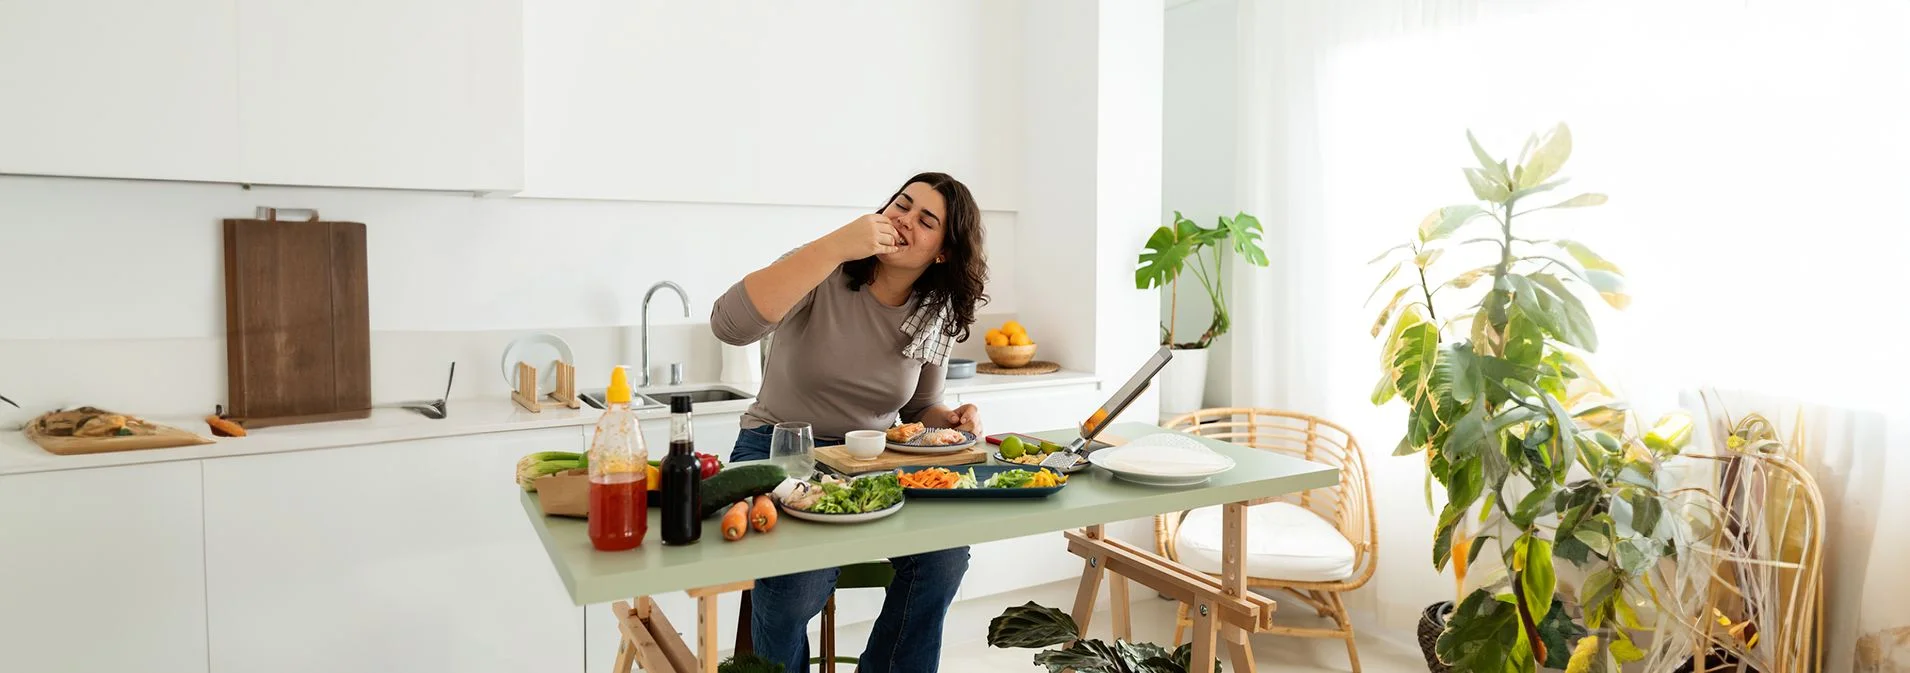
top-left (1088, 433), bottom-right (1236, 486)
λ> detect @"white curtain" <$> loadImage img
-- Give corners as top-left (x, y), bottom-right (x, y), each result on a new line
top-left (1225, 0), bottom-right (1910, 666)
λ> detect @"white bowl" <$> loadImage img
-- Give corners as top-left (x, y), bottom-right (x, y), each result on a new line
top-left (843, 430), bottom-right (887, 461)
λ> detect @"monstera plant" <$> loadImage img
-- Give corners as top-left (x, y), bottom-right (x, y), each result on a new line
top-left (1368, 123), bottom-right (1692, 672)
top-left (989, 602), bottom-right (1221, 673)
top-left (1136, 211), bottom-right (1270, 414)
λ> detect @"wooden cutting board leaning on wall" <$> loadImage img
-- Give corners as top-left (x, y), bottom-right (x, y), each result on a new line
top-left (222, 208), bottom-right (371, 428)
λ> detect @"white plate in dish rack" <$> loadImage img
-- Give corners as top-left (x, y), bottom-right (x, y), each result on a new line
top-left (1087, 433), bottom-right (1236, 486)
top-left (500, 333), bottom-right (574, 394)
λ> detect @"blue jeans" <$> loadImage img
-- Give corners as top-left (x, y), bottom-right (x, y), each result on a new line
top-left (734, 424), bottom-right (970, 672)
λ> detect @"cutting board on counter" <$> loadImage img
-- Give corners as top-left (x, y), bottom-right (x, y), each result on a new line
top-left (222, 209), bottom-right (371, 428)
top-left (814, 444), bottom-right (988, 474)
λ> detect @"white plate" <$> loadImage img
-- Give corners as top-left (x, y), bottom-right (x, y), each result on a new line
top-left (886, 429), bottom-right (978, 454)
top-left (500, 333), bottom-right (574, 393)
top-left (779, 499), bottom-right (905, 524)
top-left (1087, 438), bottom-right (1236, 487)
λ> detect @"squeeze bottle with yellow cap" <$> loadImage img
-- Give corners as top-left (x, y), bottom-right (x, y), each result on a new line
top-left (588, 365), bottom-right (646, 551)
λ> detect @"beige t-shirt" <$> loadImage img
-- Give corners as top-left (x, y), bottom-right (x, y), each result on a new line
top-left (711, 267), bottom-right (945, 439)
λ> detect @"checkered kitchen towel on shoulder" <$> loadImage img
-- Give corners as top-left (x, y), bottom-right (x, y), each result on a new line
top-left (900, 304), bottom-right (954, 367)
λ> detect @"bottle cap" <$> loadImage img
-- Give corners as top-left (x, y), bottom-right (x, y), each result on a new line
top-left (606, 366), bottom-right (633, 404)
top-left (671, 394), bottom-right (692, 414)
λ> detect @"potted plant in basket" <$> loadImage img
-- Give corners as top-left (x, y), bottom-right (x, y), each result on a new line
top-left (1368, 123), bottom-right (1694, 672)
top-left (1136, 211), bottom-right (1270, 416)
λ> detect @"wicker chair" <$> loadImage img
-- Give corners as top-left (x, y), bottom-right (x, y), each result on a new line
top-left (1157, 409), bottom-right (1377, 672)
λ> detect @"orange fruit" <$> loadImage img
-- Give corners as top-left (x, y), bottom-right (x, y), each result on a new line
top-left (1003, 321), bottom-right (1026, 336)
top-left (986, 328), bottom-right (1005, 342)
top-left (1009, 333), bottom-right (1033, 346)
top-left (986, 333), bottom-right (1010, 346)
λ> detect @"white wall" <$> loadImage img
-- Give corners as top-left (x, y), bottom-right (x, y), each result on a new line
top-left (1163, 0), bottom-right (1240, 407)
top-left (521, 0), bottom-right (1023, 210)
top-left (1093, 0), bottom-right (1167, 391)
top-left (1015, 0), bottom-right (1100, 374)
top-left (0, 175), bottom-right (1019, 418)
top-left (1016, 0), bottom-right (1163, 409)
top-left (1012, 0), bottom-right (1163, 549)
top-left (0, 1), bottom-right (1033, 420)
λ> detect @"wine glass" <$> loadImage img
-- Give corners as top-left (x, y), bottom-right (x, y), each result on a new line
top-left (770, 421), bottom-right (816, 480)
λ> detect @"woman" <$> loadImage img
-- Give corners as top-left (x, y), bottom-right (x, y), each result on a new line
top-left (710, 172), bottom-right (988, 672)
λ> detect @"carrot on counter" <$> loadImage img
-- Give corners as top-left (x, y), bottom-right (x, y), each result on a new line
top-left (750, 494), bottom-right (777, 533)
top-left (721, 501), bottom-right (750, 541)
top-left (205, 415), bottom-right (247, 437)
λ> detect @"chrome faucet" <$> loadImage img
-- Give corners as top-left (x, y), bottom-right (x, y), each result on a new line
top-left (641, 281), bottom-right (690, 387)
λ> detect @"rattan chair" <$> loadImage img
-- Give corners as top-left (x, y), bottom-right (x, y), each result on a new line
top-left (1157, 409), bottom-right (1377, 672)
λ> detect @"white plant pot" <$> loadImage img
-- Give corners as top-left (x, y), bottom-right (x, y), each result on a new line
top-left (1159, 346), bottom-right (1210, 419)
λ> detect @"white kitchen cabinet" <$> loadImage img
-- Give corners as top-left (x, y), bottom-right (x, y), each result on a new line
top-left (236, 0), bottom-right (523, 191)
top-left (201, 429), bottom-right (581, 673)
top-left (0, 0), bottom-right (241, 182)
top-left (951, 383), bottom-right (1102, 438)
top-left (520, 0), bottom-right (1021, 207)
top-left (0, 462), bottom-right (210, 673)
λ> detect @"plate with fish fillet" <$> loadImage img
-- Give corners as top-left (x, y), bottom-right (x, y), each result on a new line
top-left (885, 423), bottom-right (979, 454)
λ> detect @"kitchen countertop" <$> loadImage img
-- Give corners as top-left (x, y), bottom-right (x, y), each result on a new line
top-left (0, 370), bottom-right (1098, 477)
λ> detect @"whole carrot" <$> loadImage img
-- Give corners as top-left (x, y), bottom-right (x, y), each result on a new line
top-left (750, 494), bottom-right (777, 533)
top-left (721, 501), bottom-right (750, 541)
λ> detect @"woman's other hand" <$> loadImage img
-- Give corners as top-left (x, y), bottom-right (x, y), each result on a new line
top-left (945, 403), bottom-right (981, 436)
top-left (822, 214), bottom-right (903, 262)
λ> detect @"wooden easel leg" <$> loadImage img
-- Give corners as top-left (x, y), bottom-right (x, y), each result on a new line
top-left (1173, 602), bottom-right (1190, 647)
top-left (1223, 624), bottom-right (1257, 673)
top-left (1190, 601), bottom-right (1217, 673)
top-left (1109, 574), bottom-right (1132, 642)
top-left (614, 598), bottom-right (696, 673)
top-left (821, 594), bottom-right (837, 673)
top-left (698, 594), bottom-right (720, 673)
top-left (614, 638), bottom-right (636, 673)
top-left (1071, 526), bottom-right (1108, 639)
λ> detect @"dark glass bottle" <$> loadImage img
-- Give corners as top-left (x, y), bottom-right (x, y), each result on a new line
top-left (659, 395), bottom-right (702, 545)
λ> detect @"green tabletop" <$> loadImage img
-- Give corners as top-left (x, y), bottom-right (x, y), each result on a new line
top-left (519, 422), bottom-right (1339, 606)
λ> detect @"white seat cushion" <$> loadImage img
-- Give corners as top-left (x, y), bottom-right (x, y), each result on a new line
top-left (1173, 501), bottom-right (1356, 583)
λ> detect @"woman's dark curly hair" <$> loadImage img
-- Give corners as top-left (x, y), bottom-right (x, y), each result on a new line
top-left (843, 172), bottom-right (989, 343)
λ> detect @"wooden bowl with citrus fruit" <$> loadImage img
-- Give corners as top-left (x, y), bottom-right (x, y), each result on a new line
top-left (984, 321), bottom-right (1037, 368)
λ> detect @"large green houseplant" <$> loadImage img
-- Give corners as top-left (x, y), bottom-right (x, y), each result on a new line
top-left (1368, 124), bottom-right (1691, 672)
top-left (1136, 211), bottom-right (1270, 414)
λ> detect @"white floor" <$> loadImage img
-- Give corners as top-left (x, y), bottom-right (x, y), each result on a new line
top-left (813, 580), bottom-right (1426, 672)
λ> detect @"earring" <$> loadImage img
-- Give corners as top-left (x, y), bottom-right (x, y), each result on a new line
top-left (936, 256), bottom-right (945, 263)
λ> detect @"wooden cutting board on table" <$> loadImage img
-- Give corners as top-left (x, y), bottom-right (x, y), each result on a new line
top-left (814, 444), bottom-right (988, 474)
top-left (222, 209), bottom-right (371, 428)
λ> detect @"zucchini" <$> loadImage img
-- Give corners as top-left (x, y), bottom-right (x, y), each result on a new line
top-left (699, 463), bottom-right (788, 518)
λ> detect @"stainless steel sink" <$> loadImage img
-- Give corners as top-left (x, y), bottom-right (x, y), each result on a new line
top-left (579, 384), bottom-right (754, 410)
top-left (643, 388), bottom-right (752, 405)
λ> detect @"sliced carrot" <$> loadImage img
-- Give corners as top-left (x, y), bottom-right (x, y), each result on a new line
top-left (899, 467), bottom-right (961, 489)
top-left (722, 501), bottom-right (750, 541)
top-left (750, 494), bottom-right (777, 533)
